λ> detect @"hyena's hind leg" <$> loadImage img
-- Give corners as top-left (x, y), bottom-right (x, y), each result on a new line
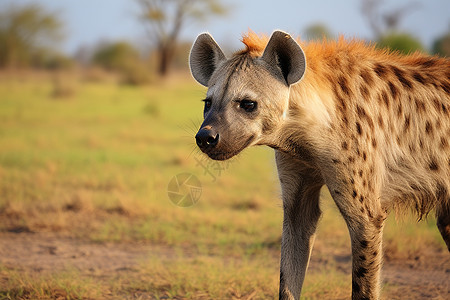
top-left (328, 180), bottom-right (386, 300)
top-left (436, 186), bottom-right (450, 251)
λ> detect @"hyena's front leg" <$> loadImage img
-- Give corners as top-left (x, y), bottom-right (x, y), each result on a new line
top-left (276, 151), bottom-right (323, 300)
top-left (330, 187), bottom-right (386, 300)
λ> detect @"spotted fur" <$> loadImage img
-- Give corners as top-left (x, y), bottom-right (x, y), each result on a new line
top-left (189, 30), bottom-right (450, 300)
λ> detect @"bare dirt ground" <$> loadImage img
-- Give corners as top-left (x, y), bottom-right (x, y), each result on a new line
top-left (0, 232), bottom-right (448, 299)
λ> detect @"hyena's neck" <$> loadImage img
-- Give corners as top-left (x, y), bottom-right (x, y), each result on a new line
top-left (273, 50), bottom-right (340, 161)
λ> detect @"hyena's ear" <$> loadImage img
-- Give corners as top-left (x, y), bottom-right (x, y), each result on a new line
top-left (189, 33), bottom-right (226, 86)
top-left (261, 30), bottom-right (306, 86)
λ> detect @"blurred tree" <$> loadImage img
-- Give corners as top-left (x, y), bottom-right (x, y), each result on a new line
top-left (0, 3), bottom-right (64, 68)
top-left (432, 32), bottom-right (450, 57)
top-left (377, 33), bottom-right (425, 55)
top-left (304, 23), bottom-right (334, 41)
top-left (92, 41), bottom-right (150, 85)
top-left (92, 42), bottom-right (140, 71)
top-left (360, 0), bottom-right (420, 39)
top-left (136, 0), bottom-right (227, 76)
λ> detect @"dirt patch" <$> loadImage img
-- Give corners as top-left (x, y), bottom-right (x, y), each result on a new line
top-left (0, 232), bottom-right (448, 299)
top-left (382, 251), bottom-right (450, 299)
top-left (0, 232), bottom-right (171, 274)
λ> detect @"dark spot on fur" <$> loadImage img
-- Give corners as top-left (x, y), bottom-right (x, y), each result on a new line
top-left (377, 115), bottom-right (384, 128)
top-left (440, 137), bottom-right (448, 149)
top-left (441, 82), bottom-right (450, 94)
top-left (352, 280), bottom-right (361, 293)
top-left (404, 115), bottom-right (410, 131)
top-left (442, 103), bottom-right (447, 114)
top-left (362, 152), bottom-right (367, 161)
top-left (360, 69), bottom-right (374, 86)
top-left (371, 138), bottom-right (377, 148)
top-left (349, 156), bottom-right (355, 163)
top-left (355, 267), bottom-right (368, 278)
top-left (356, 105), bottom-right (366, 118)
top-left (391, 65), bottom-right (413, 89)
top-left (415, 98), bottom-right (425, 112)
top-left (366, 116), bottom-right (374, 131)
top-left (397, 103), bottom-right (403, 117)
top-left (332, 158), bottom-right (340, 164)
top-left (423, 58), bottom-right (438, 68)
top-left (381, 90), bottom-right (390, 108)
top-left (429, 159), bottom-right (439, 171)
top-left (413, 57), bottom-right (438, 68)
top-left (358, 170), bottom-right (363, 177)
top-left (425, 121), bottom-right (433, 135)
top-left (352, 190), bottom-right (357, 198)
top-left (373, 250), bottom-right (378, 256)
top-left (356, 122), bottom-right (362, 135)
top-left (388, 81), bottom-right (399, 100)
top-left (336, 95), bottom-right (347, 113)
top-left (334, 190), bottom-right (341, 195)
top-left (360, 240), bottom-right (368, 248)
top-left (413, 72), bottom-right (427, 85)
top-left (360, 85), bottom-right (369, 99)
top-left (342, 141), bottom-right (349, 150)
top-left (338, 75), bottom-right (351, 96)
top-left (342, 116), bottom-right (349, 126)
top-left (350, 178), bottom-right (355, 184)
top-left (359, 195), bottom-right (364, 203)
top-left (374, 63), bottom-right (388, 77)
top-left (433, 98), bottom-right (441, 111)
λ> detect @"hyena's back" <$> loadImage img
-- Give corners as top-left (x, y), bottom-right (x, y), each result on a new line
top-left (293, 39), bottom-right (450, 219)
top-left (304, 41), bottom-right (450, 246)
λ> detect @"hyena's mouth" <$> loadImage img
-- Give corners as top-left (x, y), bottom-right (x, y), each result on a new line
top-left (202, 135), bottom-right (255, 161)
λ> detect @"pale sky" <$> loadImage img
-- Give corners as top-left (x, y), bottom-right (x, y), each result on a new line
top-left (4, 0), bottom-right (450, 54)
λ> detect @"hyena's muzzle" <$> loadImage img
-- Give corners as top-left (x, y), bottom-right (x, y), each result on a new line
top-left (195, 125), bottom-right (219, 152)
top-left (195, 115), bottom-right (256, 161)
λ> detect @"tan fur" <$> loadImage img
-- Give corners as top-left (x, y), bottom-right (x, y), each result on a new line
top-left (190, 30), bottom-right (450, 300)
top-left (242, 32), bottom-right (450, 219)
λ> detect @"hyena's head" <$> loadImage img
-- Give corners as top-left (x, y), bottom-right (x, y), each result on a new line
top-left (189, 31), bottom-right (306, 160)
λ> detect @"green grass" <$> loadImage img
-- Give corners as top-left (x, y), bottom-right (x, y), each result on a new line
top-left (0, 72), bottom-right (445, 299)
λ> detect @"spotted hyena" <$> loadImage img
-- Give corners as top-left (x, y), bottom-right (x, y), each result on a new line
top-left (189, 30), bottom-right (450, 300)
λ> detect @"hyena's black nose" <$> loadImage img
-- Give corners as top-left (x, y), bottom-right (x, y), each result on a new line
top-left (195, 127), bottom-right (219, 149)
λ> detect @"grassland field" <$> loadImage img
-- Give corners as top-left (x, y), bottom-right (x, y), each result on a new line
top-left (0, 71), bottom-right (448, 299)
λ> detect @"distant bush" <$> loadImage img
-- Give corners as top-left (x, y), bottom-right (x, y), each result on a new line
top-left (0, 3), bottom-right (65, 69)
top-left (377, 32), bottom-right (425, 55)
top-left (92, 42), bottom-right (139, 71)
top-left (432, 33), bottom-right (450, 57)
top-left (304, 23), bottom-right (334, 41)
top-left (91, 41), bottom-right (151, 85)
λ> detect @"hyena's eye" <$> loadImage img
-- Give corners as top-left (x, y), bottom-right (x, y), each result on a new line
top-left (203, 98), bottom-right (212, 112)
top-left (238, 99), bottom-right (257, 112)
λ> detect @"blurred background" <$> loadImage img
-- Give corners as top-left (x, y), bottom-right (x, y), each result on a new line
top-left (0, 0), bottom-right (449, 299)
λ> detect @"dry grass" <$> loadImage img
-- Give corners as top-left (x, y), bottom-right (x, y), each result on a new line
top-left (0, 71), bottom-right (446, 299)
